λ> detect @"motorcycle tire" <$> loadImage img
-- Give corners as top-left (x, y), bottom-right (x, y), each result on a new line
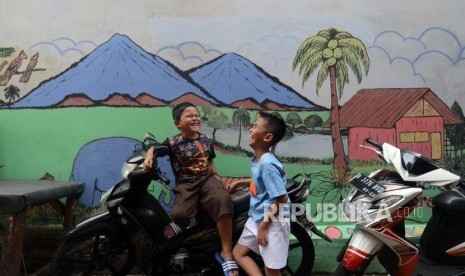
top-left (284, 221), bottom-right (315, 275)
top-left (334, 256), bottom-right (374, 276)
top-left (50, 223), bottom-right (136, 276)
top-left (252, 222), bottom-right (315, 276)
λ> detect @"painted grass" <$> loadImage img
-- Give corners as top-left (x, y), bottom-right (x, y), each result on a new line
top-left (0, 107), bottom-right (330, 180)
top-left (0, 107), bottom-right (175, 180)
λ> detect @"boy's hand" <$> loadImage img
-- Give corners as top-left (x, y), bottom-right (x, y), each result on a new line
top-left (143, 147), bottom-right (155, 171)
top-left (257, 221), bottom-right (269, 246)
top-left (226, 178), bottom-right (251, 191)
top-left (225, 180), bottom-right (238, 191)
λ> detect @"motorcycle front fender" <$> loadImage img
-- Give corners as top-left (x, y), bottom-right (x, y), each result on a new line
top-left (62, 211), bottom-right (113, 239)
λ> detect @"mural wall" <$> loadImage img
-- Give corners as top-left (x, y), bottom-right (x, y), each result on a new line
top-left (1, 0), bottom-right (465, 238)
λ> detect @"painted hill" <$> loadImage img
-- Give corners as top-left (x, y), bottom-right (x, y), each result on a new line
top-left (9, 34), bottom-right (325, 110)
top-left (187, 53), bottom-right (325, 110)
top-left (11, 34), bottom-right (219, 108)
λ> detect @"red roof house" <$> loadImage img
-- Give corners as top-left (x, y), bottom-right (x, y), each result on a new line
top-left (334, 88), bottom-right (461, 161)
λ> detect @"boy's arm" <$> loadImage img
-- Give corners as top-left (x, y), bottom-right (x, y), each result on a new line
top-left (226, 178), bottom-right (251, 191)
top-left (263, 193), bottom-right (289, 222)
top-left (143, 140), bottom-right (170, 170)
top-left (209, 160), bottom-right (224, 183)
top-left (257, 193), bottom-right (288, 246)
top-left (209, 160), bottom-right (219, 175)
top-left (143, 146), bottom-right (155, 170)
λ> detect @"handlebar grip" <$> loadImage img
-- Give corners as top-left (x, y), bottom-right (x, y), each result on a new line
top-left (365, 138), bottom-right (382, 149)
top-left (153, 166), bottom-right (170, 185)
top-left (127, 166), bottom-right (149, 179)
top-left (156, 171), bottom-right (170, 185)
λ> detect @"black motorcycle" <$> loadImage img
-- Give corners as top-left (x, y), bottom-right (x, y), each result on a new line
top-left (50, 134), bottom-right (330, 275)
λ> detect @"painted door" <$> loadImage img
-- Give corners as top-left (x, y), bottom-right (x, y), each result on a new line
top-left (431, 132), bottom-right (442, 160)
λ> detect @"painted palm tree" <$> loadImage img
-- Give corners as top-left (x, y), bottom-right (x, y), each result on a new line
top-left (232, 107), bottom-right (251, 147)
top-left (4, 84), bottom-right (20, 107)
top-left (293, 28), bottom-right (369, 172)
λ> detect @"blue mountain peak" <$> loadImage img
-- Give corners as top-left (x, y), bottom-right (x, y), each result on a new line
top-left (12, 33), bottom-right (218, 108)
top-left (188, 52), bottom-right (322, 109)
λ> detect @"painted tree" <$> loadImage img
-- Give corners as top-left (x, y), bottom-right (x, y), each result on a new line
top-left (4, 84), bottom-right (20, 107)
top-left (446, 101), bottom-right (465, 168)
top-left (207, 109), bottom-right (228, 142)
top-left (304, 114), bottom-right (324, 130)
top-left (201, 103), bottom-right (214, 120)
top-left (232, 107), bottom-right (250, 147)
top-left (286, 112), bottom-right (302, 129)
top-left (293, 28), bottom-right (370, 172)
top-left (272, 111), bottom-right (293, 140)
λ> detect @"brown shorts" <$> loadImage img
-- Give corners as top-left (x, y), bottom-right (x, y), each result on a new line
top-left (170, 173), bottom-right (233, 228)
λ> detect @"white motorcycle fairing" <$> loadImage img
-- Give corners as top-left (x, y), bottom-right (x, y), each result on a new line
top-left (381, 143), bottom-right (460, 186)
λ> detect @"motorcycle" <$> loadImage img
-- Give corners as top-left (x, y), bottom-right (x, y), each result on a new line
top-left (50, 133), bottom-right (330, 275)
top-left (335, 138), bottom-right (465, 276)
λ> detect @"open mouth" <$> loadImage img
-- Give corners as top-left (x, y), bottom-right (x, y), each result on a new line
top-left (248, 134), bottom-right (255, 144)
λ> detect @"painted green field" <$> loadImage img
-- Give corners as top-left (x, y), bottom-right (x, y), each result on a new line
top-left (0, 107), bottom-right (328, 180)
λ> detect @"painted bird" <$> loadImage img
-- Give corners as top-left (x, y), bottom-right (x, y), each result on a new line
top-left (0, 50), bottom-right (28, 86)
top-left (20, 52), bottom-right (39, 83)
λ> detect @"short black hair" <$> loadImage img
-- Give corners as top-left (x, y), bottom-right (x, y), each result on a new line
top-left (258, 111), bottom-right (287, 145)
top-left (172, 102), bottom-right (198, 121)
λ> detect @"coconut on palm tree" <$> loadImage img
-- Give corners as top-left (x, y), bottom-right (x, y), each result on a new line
top-left (293, 28), bottom-right (370, 172)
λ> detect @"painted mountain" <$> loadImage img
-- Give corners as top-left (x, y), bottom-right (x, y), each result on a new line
top-left (10, 34), bottom-right (325, 110)
top-left (187, 53), bottom-right (325, 110)
top-left (11, 34), bottom-right (219, 108)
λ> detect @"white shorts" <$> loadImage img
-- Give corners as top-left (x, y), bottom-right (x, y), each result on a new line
top-left (237, 217), bottom-right (291, 269)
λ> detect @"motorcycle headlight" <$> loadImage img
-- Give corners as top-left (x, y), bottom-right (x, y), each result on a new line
top-left (341, 198), bottom-right (372, 221)
top-left (369, 195), bottom-right (402, 210)
top-left (121, 156), bottom-right (145, 179)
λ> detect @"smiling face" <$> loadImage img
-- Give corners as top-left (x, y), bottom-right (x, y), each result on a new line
top-left (175, 106), bottom-right (201, 139)
top-left (248, 117), bottom-right (273, 151)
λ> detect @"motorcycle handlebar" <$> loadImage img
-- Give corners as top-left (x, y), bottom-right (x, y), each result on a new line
top-left (154, 166), bottom-right (170, 185)
top-left (365, 138), bottom-right (382, 151)
top-left (127, 160), bottom-right (170, 186)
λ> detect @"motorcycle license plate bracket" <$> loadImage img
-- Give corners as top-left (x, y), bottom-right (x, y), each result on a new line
top-left (349, 173), bottom-right (386, 198)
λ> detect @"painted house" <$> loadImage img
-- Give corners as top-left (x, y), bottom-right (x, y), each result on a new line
top-left (336, 88), bottom-right (461, 161)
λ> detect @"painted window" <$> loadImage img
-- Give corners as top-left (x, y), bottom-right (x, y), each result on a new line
top-left (400, 131), bottom-right (429, 143)
top-left (400, 132), bottom-right (414, 142)
top-left (415, 132), bottom-right (429, 142)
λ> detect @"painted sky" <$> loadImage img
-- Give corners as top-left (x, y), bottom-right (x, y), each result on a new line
top-left (1, 0), bottom-right (465, 109)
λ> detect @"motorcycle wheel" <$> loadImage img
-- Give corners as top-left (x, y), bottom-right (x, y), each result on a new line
top-left (50, 224), bottom-right (135, 276)
top-left (282, 222), bottom-right (315, 275)
top-left (252, 222), bottom-right (315, 276)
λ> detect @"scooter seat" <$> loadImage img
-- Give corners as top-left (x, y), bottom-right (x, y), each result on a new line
top-left (432, 189), bottom-right (465, 215)
top-left (285, 178), bottom-right (298, 190)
